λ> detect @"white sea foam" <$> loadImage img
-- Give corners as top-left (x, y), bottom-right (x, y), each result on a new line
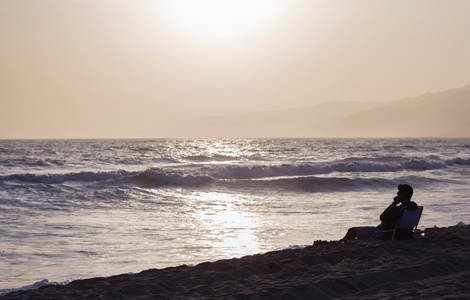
top-left (0, 279), bottom-right (70, 295)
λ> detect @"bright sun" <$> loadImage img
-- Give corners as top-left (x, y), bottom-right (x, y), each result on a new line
top-left (161, 0), bottom-right (286, 37)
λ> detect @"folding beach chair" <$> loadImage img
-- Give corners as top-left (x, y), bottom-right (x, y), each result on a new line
top-left (373, 206), bottom-right (423, 240)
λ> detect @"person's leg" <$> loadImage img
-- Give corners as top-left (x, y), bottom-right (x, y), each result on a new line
top-left (341, 226), bottom-right (378, 241)
top-left (355, 226), bottom-right (379, 239)
top-left (341, 227), bottom-right (357, 241)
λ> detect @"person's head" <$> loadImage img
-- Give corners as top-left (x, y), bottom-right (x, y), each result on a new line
top-left (397, 184), bottom-right (413, 202)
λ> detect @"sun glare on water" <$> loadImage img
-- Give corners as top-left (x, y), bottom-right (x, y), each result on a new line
top-left (161, 0), bottom-right (286, 37)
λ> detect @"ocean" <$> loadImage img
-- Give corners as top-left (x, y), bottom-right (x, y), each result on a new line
top-left (1, 138), bottom-right (469, 292)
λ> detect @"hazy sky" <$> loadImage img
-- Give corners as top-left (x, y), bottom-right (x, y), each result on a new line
top-left (1, 0), bottom-right (470, 138)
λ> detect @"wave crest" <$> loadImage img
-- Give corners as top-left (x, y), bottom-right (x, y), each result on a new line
top-left (1, 156), bottom-right (466, 189)
top-left (1, 170), bottom-right (134, 184)
top-left (134, 169), bottom-right (213, 187)
top-left (448, 157), bottom-right (470, 165)
top-left (205, 158), bottom-right (452, 180)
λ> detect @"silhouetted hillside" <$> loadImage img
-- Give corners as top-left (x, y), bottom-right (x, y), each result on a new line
top-left (312, 84), bottom-right (470, 137)
top-left (155, 85), bottom-right (470, 138)
top-left (159, 102), bottom-right (387, 137)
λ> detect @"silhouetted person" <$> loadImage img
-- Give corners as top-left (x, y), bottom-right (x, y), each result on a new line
top-left (341, 184), bottom-right (418, 241)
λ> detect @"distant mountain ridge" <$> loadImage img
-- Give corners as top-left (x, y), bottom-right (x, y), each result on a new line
top-left (157, 84), bottom-right (470, 138)
top-left (320, 84), bottom-right (470, 137)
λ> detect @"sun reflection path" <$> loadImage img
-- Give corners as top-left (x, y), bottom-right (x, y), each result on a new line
top-left (187, 192), bottom-right (263, 258)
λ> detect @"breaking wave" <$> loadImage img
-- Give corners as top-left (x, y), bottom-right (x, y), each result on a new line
top-left (1, 156), bottom-right (461, 190)
top-left (204, 158), bottom-right (450, 180)
top-left (1, 170), bottom-right (135, 184)
top-left (448, 157), bottom-right (470, 165)
top-left (134, 169), bottom-right (213, 187)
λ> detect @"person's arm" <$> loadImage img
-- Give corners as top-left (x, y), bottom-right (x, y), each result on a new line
top-left (380, 196), bottom-right (401, 223)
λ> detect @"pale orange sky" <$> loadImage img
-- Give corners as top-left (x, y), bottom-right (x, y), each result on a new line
top-left (1, 0), bottom-right (470, 138)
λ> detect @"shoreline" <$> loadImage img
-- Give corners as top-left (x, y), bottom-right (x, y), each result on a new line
top-left (2, 225), bottom-right (470, 299)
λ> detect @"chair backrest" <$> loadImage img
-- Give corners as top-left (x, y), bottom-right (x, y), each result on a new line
top-left (371, 206), bottom-right (423, 240)
top-left (396, 206), bottom-right (423, 230)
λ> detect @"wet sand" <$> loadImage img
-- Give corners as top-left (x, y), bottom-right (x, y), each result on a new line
top-left (2, 225), bottom-right (470, 299)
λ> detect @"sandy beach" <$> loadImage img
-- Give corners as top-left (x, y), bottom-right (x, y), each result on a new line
top-left (2, 225), bottom-right (470, 299)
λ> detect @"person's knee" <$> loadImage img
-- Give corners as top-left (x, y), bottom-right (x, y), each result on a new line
top-left (342, 227), bottom-right (357, 240)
